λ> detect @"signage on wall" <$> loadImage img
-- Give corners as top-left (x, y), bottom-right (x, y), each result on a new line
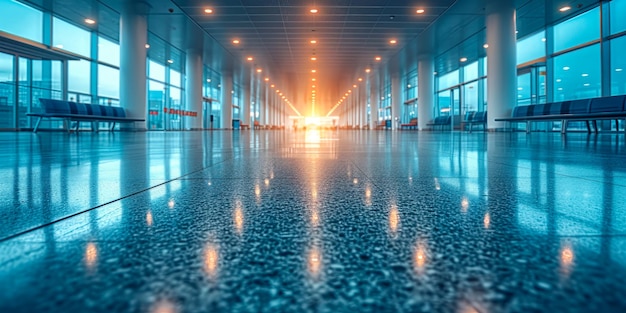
top-left (162, 108), bottom-right (198, 117)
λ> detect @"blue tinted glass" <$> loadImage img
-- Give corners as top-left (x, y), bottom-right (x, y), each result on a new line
top-left (68, 60), bottom-right (91, 94)
top-left (149, 60), bottom-right (165, 82)
top-left (170, 69), bottom-right (181, 87)
top-left (0, 0), bottom-right (42, 42)
top-left (611, 36), bottom-right (626, 95)
top-left (553, 8), bottom-right (600, 52)
top-left (438, 70), bottom-right (459, 90)
top-left (53, 17), bottom-right (91, 57)
top-left (553, 44), bottom-right (601, 101)
top-left (517, 73), bottom-right (531, 105)
top-left (0, 52), bottom-right (14, 81)
top-left (463, 61), bottom-right (478, 82)
top-left (98, 37), bottom-right (119, 66)
top-left (98, 64), bottom-right (119, 98)
top-left (517, 31), bottom-right (546, 65)
top-left (610, 0), bottom-right (626, 34)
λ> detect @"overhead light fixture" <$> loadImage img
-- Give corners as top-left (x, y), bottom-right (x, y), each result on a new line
top-left (483, 44), bottom-right (489, 48)
top-left (204, 8), bottom-right (213, 14)
top-left (167, 59), bottom-right (174, 64)
top-left (310, 40), bottom-right (317, 44)
top-left (312, 78), bottom-right (316, 81)
top-left (310, 8), bottom-right (318, 14)
top-left (616, 68), bottom-right (624, 72)
top-left (312, 85), bottom-right (316, 88)
top-left (207, 79), bottom-right (211, 82)
top-left (311, 69), bottom-right (317, 73)
top-left (256, 68), bottom-right (262, 73)
top-left (581, 73), bottom-right (589, 77)
top-left (375, 56), bottom-right (381, 61)
top-left (416, 9), bottom-right (425, 14)
top-left (390, 39), bottom-right (397, 44)
top-left (460, 57), bottom-right (467, 62)
top-left (559, 6), bottom-right (571, 12)
top-left (271, 84), bottom-right (275, 88)
top-left (232, 39), bottom-right (240, 44)
top-left (264, 77), bottom-right (270, 81)
top-left (85, 18), bottom-right (96, 24)
top-left (563, 66), bottom-right (570, 71)
top-left (353, 85), bottom-right (357, 88)
top-left (365, 68), bottom-right (371, 73)
top-left (311, 57), bottom-right (317, 61)
top-left (247, 57), bottom-right (253, 61)
top-left (358, 78), bottom-right (363, 81)
top-left (145, 44), bottom-right (150, 49)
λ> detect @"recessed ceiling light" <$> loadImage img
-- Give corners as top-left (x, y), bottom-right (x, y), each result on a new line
top-left (563, 66), bottom-right (570, 71)
top-left (541, 38), bottom-right (547, 42)
top-left (271, 84), bottom-right (275, 88)
top-left (310, 40), bottom-right (317, 44)
top-left (207, 79), bottom-right (211, 82)
top-left (365, 68), bottom-right (371, 73)
top-left (416, 9), bottom-right (425, 14)
top-left (232, 39), bottom-right (240, 44)
top-left (616, 68), bottom-right (624, 72)
top-left (310, 8), bottom-right (318, 14)
top-left (85, 18), bottom-right (96, 24)
top-left (312, 78), bottom-right (316, 81)
top-left (256, 68), bottom-right (262, 73)
top-left (247, 57), bottom-right (253, 61)
top-left (559, 6), bottom-right (571, 12)
top-left (556, 79), bottom-right (562, 82)
top-left (311, 69), bottom-right (317, 73)
top-left (358, 78), bottom-right (363, 82)
top-left (167, 59), bottom-right (174, 64)
top-left (558, 87), bottom-right (564, 91)
top-left (390, 39), bottom-right (397, 44)
top-left (145, 44), bottom-right (150, 48)
top-left (483, 44), bottom-right (489, 48)
top-left (204, 8), bottom-right (213, 14)
top-left (353, 85), bottom-right (357, 88)
top-left (518, 87), bottom-right (523, 91)
top-left (581, 73), bottom-right (589, 77)
top-left (312, 85), bottom-right (316, 88)
top-left (375, 56), bottom-right (381, 61)
top-left (583, 83), bottom-right (590, 86)
top-left (311, 57), bottom-right (317, 61)
top-left (460, 57), bottom-right (468, 62)
top-left (264, 77), bottom-right (270, 81)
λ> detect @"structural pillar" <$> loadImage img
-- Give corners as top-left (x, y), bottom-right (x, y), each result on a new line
top-left (244, 78), bottom-right (252, 126)
top-left (486, 0), bottom-right (517, 130)
top-left (391, 73), bottom-right (402, 130)
top-left (221, 71), bottom-right (233, 129)
top-left (418, 54), bottom-right (434, 130)
top-left (120, 0), bottom-right (150, 130)
top-left (369, 74), bottom-right (379, 130)
top-left (185, 48), bottom-right (203, 130)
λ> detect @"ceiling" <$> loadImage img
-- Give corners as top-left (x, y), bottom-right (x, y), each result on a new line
top-left (17, 0), bottom-right (603, 116)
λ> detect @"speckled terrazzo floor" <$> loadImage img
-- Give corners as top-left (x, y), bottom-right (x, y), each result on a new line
top-left (1, 130), bottom-right (626, 313)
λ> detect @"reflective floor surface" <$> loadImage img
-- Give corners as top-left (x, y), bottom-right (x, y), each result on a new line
top-left (1, 130), bottom-right (626, 312)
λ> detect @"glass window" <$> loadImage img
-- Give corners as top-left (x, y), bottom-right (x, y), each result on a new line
top-left (611, 35), bottom-right (626, 95)
top-left (148, 80), bottom-right (165, 130)
top-left (553, 8), bottom-right (600, 52)
top-left (610, 0), bottom-right (626, 34)
top-left (148, 60), bottom-right (165, 82)
top-left (438, 70), bottom-right (459, 90)
top-left (0, 52), bottom-right (14, 82)
top-left (463, 61), bottom-right (479, 82)
top-left (553, 44), bottom-right (601, 101)
top-left (68, 59), bottom-right (91, 95)
top-left (517, 31), bottom-right (546, 65)
top-left (517, 73), bottom-right (532, 105)
top-left (98, 64), bottom-right (119, 98)
top-left (170, 69), bottom-right (181, 87)
top-left (98, 37), bottom-right (120, 66)
top-left (53, 17), bottom-right (91, 57)
top-left (0, 0), bottom-right (42, 43)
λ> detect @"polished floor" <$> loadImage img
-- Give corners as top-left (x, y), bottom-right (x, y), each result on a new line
top-left (1, 130), bottom-right (626, 312)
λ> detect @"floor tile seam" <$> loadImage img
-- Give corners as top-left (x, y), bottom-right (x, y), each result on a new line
top-left (0, 157), bottom-right (235, 243)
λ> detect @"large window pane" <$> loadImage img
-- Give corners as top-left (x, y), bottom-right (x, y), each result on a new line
top-left (68, 59), bottom-right (91, 95)
top-left (553, 8), bottom-right (600, 52)
top-left (610, 0), bottom-right (626, 35)
top-left (170, 69), bottom-right (181, 87)
top-left (148, 60), bottom-right (165, 82)
top-left (98, 37), bottom-right (120, 66)
top-left (463, 61), bottom-right (478, 82)
top-left (0, 0), bottom-right (42, 42)
top-left (148, 80), bottom-right (165, 130)
top-left (611, 35), bottom-right (626, 95)
top-left (553, 44), bottom-right (601, 101)
top-left (98, 64), bottom-right (119, 98)
top-left (53, 17), bottom-right (91, 57)
top-left (438, 70), bottom-right (459, 90)
top-left (517, 31), bottom-right (546, 65)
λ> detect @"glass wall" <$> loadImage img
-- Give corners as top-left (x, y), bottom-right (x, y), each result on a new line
top-left (611, 35), bottom-right (626, 95)
top-left (0, 52), bottom-right (15, 128)
top-left (553, 7), bottom-right (600, 52)
top-left (553, 44), bottom-right (601, 101)
top-left (0, 0), bottom-right (42, 43)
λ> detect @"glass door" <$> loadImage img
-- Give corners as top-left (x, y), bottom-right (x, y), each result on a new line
top-left (450, 87), bottom-right (461, 130)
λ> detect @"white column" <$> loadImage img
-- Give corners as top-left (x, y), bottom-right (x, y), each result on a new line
top-left (391, 73), bottom-right (402, 130)
top-left (360, 84), bottom-right (367, 129)
top-left (185, 48), bottom-right (203, 130)
top-left (418, 54), bottom-right (434, 130)
top-left (221, 72), bottom-right (233, 129)
top-left (486, 0), bottom-right (517, 130)
top-left (120, 0), bottom-right (150, 130)
top-left (369, 74), bottom-right (379, 130)
top-left (244, 79), bottom-right (251, 126)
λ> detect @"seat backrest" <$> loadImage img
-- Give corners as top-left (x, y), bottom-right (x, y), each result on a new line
top-left (39, 98), bottom-right (71, 114)
top-left (410, 117), bottom-right (418, 123)
top-left (100, 105), bottom-right (115, 117)
top-left (473, 111), bottom-right (487, 122)
top-left (112, 107), bottom-right (126, 118)
top-left (532, 104), bottom-right (546, 116)
top-left (589, 95), bottom-right (626, 113)
top-left (547, 102), bottom-right (562, 115)
top-left (464, 111), bottom-right (476, 121)
top-left (513, 105), bottom-right (533, 117)
top-left (562, 99), bottom-right (590, 114)
top-left (67, 102), bottom-right (88, 115)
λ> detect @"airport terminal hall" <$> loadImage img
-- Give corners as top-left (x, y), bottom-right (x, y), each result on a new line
top-left (2, 0), bottom-right (626, 312)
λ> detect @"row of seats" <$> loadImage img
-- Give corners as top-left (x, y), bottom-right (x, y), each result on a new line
top-left (496, 95), bottom-right (626, 133)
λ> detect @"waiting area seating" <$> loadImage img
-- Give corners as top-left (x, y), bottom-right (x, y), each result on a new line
top-left (375, 120), bottom-right (389, 130)
top-left (426, 116), bottom-right (451, 131)
top-left (465, 111), bottom-right (487, 133)
top-left (494, 95), bottom-right (626, 133)
top-left (27, 98), bottom-right (144, 133)
top-left (400, 118), bottom-right (418, 130)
